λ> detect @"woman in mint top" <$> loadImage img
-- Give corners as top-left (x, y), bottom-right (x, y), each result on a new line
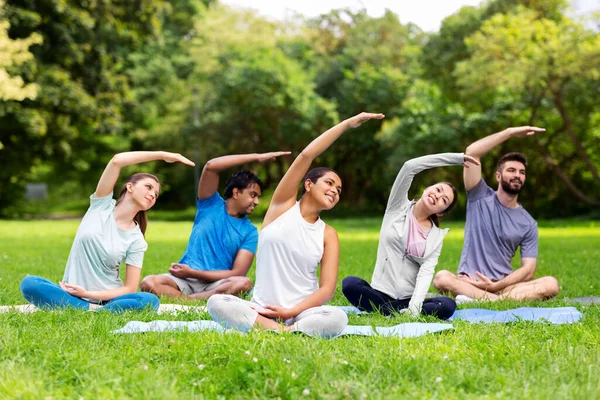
top-left (20, 151), bottom-right (194, 312)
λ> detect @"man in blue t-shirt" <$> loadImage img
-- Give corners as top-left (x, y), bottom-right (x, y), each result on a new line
top-left (434, 126), bottom-right (560, 302)
top-left (141, 152), bottom-right (290, 299)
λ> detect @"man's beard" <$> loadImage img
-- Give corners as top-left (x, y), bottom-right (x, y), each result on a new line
top-left (501, 177), bottom-right (523, 195)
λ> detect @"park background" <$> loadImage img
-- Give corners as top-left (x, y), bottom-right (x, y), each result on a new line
top-left (1, 0), bottom-right (599, 220)
top-left (1, 0), bottom-right (600, 399)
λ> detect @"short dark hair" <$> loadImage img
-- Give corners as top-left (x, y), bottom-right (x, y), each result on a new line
top-left (300, 167), bottom-right (339, 196)
top-left (223, 170), bottom-right (264, 199)
top-left (497, 152), bottom-right (527, 172)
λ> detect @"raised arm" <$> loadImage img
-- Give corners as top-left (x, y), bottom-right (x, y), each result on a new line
top-left (95, 151), bottom-right (194, 198)
top-left (197, 152), bottom-right (290, 200)
top-left (464, 126), bottom-right (545, 191)
top-left (263, 112), bottom-right (384, 227)
top-left (386, 153), bottom-right (476, 213)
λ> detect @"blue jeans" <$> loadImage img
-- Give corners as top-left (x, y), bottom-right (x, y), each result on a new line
top-left (20, 276), bottom-right (160, 313)
top-left (342, 276), bottom-right (456, 320)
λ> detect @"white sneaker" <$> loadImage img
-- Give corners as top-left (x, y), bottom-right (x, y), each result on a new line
top-left (455, 295), bottom-right (476, 305)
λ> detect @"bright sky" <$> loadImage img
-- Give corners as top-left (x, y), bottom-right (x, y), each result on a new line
top-left (220, 0), bottom-right (484, 32)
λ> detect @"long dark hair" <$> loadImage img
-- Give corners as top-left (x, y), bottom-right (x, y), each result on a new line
top-left (115, 173), bottom-right (160, 236)
top-left (429, 182), bottom-right (458, 228)
top-left (300, 167), bottom-right (339, 197)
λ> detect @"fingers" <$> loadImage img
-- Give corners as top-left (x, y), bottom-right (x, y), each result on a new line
top-left (178, 155), bottom-right (195, 167)
top-left (361, 112), bottom-right (385, 119)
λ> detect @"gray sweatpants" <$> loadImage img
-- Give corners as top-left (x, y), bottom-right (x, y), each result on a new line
top-left (207, 294), bottom-right (348, 338)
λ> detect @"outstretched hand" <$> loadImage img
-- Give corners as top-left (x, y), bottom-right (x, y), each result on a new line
top-left (346, 112), bottom-right (385, 129)
top-left (256, 151), bottom-right (292, 163)
top-left (163, 152), bottom-right (195, 167)
top-left (506, 126), bottom-right (545, 139)
top-left (463, 154), bottom-right (481, 168)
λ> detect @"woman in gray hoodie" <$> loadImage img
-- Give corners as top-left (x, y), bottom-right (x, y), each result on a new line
top-left (342, 153), bottom-right (478, 320)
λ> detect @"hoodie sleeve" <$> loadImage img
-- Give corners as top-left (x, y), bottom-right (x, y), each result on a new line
top-left (407, 241), bottom-right (443, 316)
top-left (386, 153), bottom-right (465, 214)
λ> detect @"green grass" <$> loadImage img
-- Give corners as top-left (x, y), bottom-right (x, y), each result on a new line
top-left (0, 218), bottom-right (599, 399)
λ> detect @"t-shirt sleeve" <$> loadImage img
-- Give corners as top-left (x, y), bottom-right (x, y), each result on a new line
top-left (520, 222), bottom-right (538, 259)
top-left (240, 226), bottom-right (259, 254)
top-left (467, 179), bottom-right (494, 202)
top-left (89, 192), bottom-right (115, 211)
top-left (126, 237), bottom-right (148, 268)
top-left (196, 192), bottom-right (223, 211)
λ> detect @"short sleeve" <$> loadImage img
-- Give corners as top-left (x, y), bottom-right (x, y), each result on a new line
top-left (126, 237), bottom-right (148, 268)
top-left (89, 192), bottom-right (115, 211)
top-left (196, 192), bottom-right (223, 211)
top-left (467, 179), bottom-right (494, 203)
top-left (520, 222), bottom-right (538, 259)
top-left (239, 226), bottom-right (259, 254)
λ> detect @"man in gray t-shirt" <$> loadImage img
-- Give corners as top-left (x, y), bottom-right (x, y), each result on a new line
top-left (433, 126), bottom-right (560, 302)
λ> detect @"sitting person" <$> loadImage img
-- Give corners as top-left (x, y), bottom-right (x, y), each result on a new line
top-left (20, 151), bottom-right (194, 312)
top-left (207, 112), bottom-right (384, 337)
top-left (141, 152), bottom-right (289, 300)
top-left (433, 126), bottom-right (560, 302)
top-left (342, 153), bottom-right (479, 320)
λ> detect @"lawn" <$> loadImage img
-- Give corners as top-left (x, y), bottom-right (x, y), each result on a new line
top-left (0, 218), bottom-right (599, 399)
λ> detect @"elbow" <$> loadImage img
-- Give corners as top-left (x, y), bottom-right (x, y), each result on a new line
top-left (465, 144), bottom-right (476, 156)
top-left (110, 153), bottom-right (126, 167)
top-left (297, 150), bottom-right (312, 164)
top-left (203, 159), bottom-right (216, 172)
top-left (322, 285), bottom-right (336, 303)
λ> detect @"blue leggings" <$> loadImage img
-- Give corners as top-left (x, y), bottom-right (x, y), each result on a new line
top-left (342, 276), bottom-right (456, 320)
top-left (20, 276), bottom-right (160, 313)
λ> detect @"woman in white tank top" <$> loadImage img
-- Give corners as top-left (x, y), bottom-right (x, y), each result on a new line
top-left (207, 112), bottom-right (384, 337)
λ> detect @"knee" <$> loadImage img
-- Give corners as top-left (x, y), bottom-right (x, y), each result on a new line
top-left (206, 294), bottom-right (229, 318)
top-left (143, 293), bottom-right (160, 311)
top-left (20, 276), bottom-right (41, 296)
top-left (341, 276), bottom-right (362, 295)
top-left (330, 309), bottom-right (349, 336)
top-left (439, 297), bottom-right (457, 320)
top-left (140, 275), bottom-right (158, 292)
top-left (542, 276), bottom-right (560, 298)
top-left (433, 270), bottom-right (454, 291)
top-left (233, 277), bottom-right (253, 293)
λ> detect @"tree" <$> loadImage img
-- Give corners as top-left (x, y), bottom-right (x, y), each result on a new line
top-left (454, 8), bottom-right (600, 208)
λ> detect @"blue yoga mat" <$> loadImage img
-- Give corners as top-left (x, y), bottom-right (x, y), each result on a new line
top-left (112, 320), bottom-right (453, 338)
top-left (449, 307), bottom-right (582, 324)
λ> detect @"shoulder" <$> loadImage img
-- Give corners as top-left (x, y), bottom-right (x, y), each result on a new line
top-left (89, 192), bottom-right (116, 211)
top-left (518, 206), bottom-right (537, 229)
top-left (197, 191), bottom-right (224, 208)
top-left (324, 224), bottom-right (339, 242)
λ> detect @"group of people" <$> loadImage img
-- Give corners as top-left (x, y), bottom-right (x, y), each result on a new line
top-left (20, 112), bottom-right (560, 337)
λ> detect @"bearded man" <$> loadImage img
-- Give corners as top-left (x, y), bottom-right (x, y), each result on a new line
top-left (433, 126), bottom-right (560, 302)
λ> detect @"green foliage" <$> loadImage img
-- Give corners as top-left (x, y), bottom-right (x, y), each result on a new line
top-left (0, 0), bottom-right (598, 217)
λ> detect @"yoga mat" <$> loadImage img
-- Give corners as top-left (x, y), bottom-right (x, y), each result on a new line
top-left (337, 305), bottom-right (366, 315)
top-left (449, 307), bottom-right (582, 324)
top-left (568, 297), bottom-right (600, 305)
top-left (112, 320), bottom-right (453, 338)
top-left (113, 320), bottom-right (225, 334)
top-left (336, 322), bottom-right (453, 337)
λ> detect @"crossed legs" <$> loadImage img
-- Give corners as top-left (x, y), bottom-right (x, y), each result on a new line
top-left (141, 275), bottom-right (252, 300)
top-left (433, 270), bottom-right (560, 301)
